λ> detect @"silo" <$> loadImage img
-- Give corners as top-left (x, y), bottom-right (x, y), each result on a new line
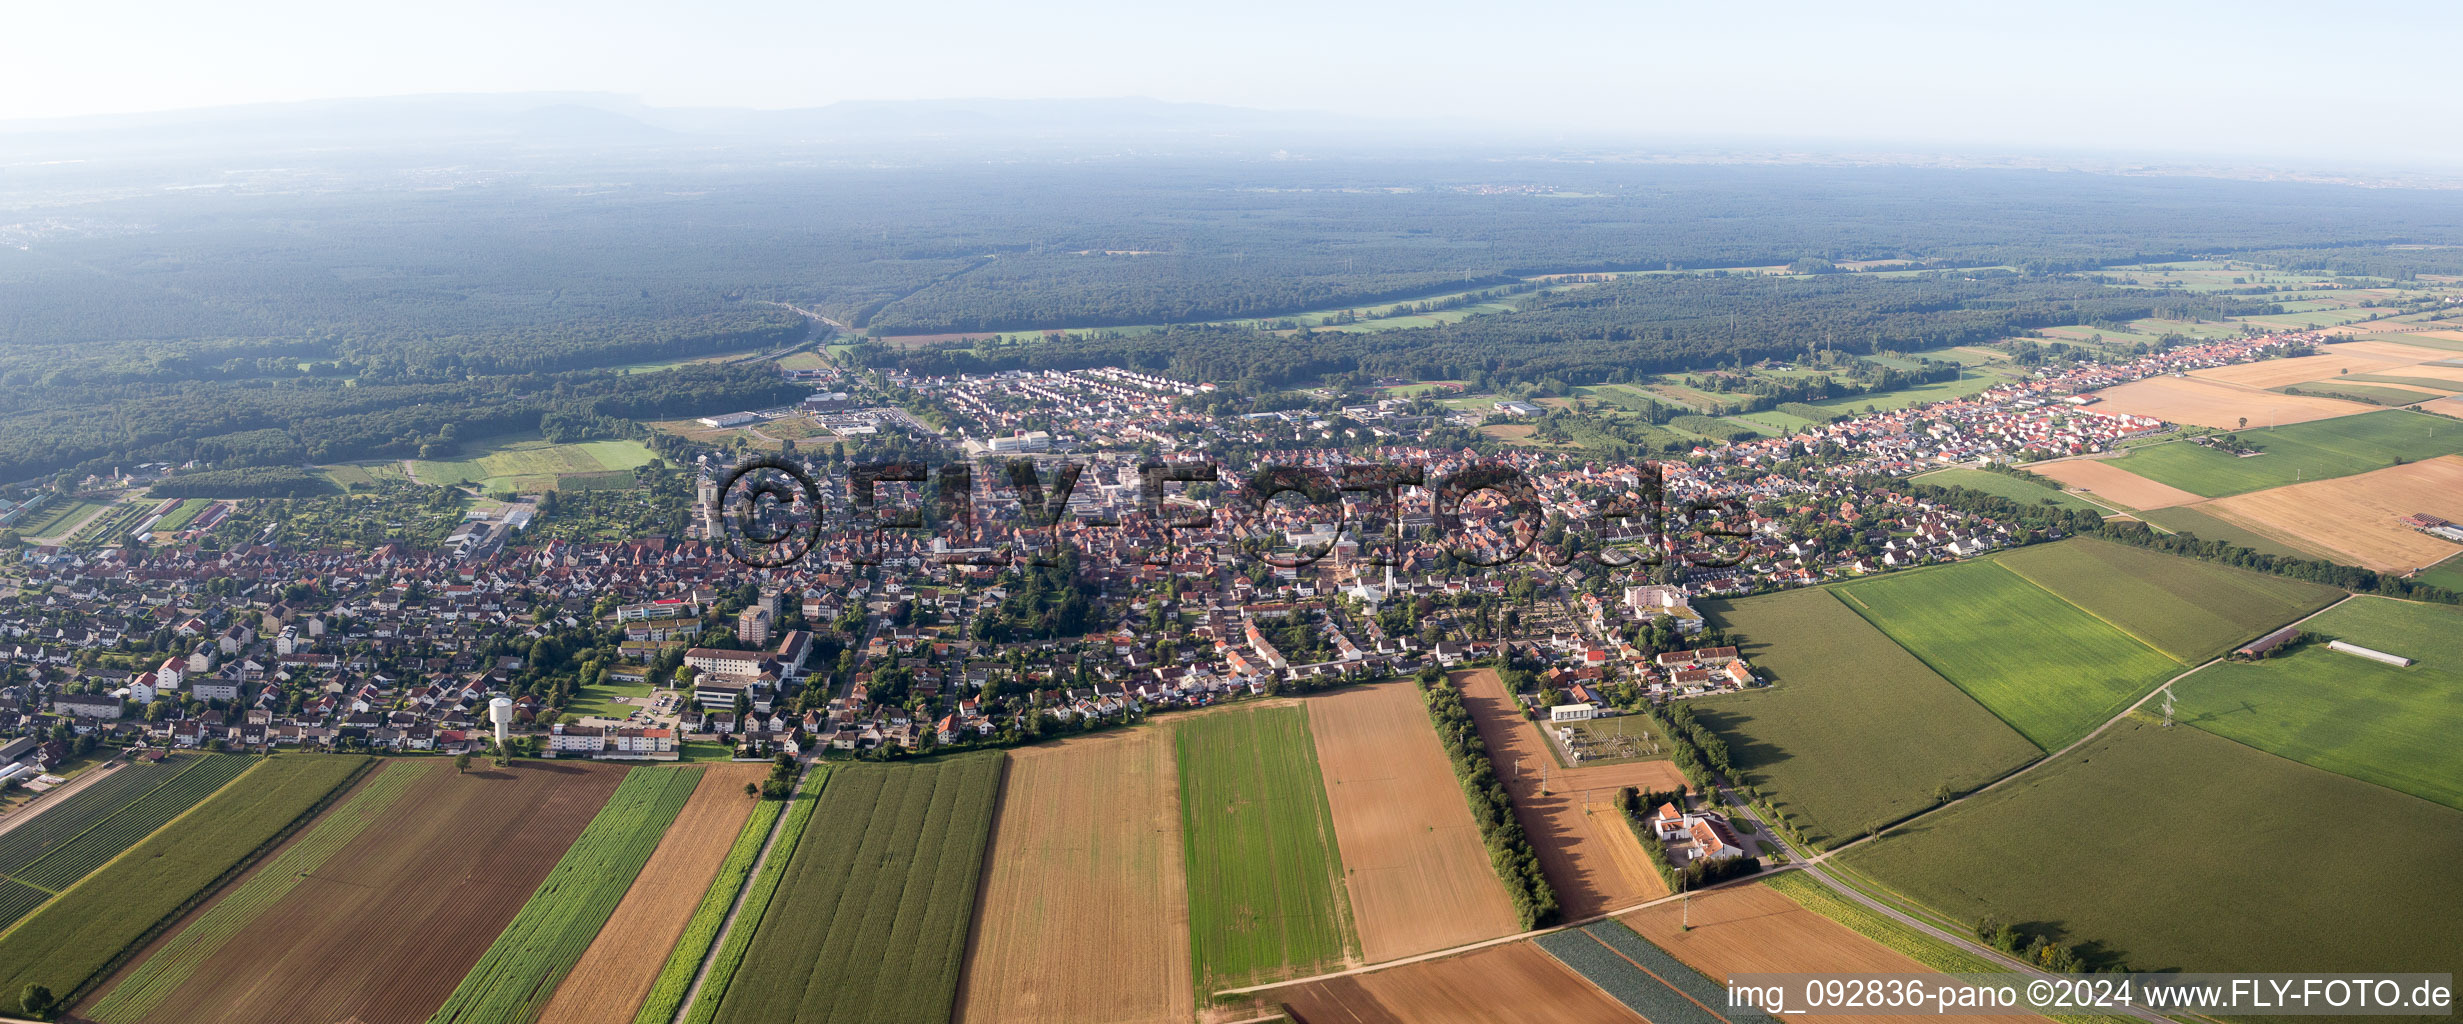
top-left (489, 697), bottom-right (514, 750)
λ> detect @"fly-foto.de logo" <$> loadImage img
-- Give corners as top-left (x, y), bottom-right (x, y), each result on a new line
top-left (705, 454), bottom-right (1758, 571)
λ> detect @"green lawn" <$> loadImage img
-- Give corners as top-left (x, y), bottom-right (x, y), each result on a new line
top-left (1991, 538), bottom-right (2342, 664)
top-left (1834, 559), bottom-right (2184, 749)
top-left (1177, 705), bottom-right (1357, 992)
top-left (2177, 597), bottom-right (2463, 811)
top-left (411, 437), bottom-right (659, 494)
top-left (1697, 587), bottom-right (2041, 849)
top-left (1838, 718), bottom-right (2463, 976)
top-left (1912, 468), bottom-right (2107, 514)
top-left (2105, 409), bottom-right (2463, 497)
top-left (564, 679), bottom-right (656, 719)
top-left (707, 754), bottom-right (1000, 1024)
top-left (2134, 506), bottom-right (2335, 560)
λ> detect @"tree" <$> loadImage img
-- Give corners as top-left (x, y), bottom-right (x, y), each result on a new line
top-left (455, 752), bottom-right (472, 774)
top-left (2237, 416), bottom-right (2249, 430)
top-left (21, 984), bottom-right (56, 1020)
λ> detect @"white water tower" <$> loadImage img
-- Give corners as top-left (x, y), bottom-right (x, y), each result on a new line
top-left (489, 697), bottom-right (514, 750)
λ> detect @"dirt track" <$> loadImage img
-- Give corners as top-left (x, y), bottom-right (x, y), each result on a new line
top-left (954, 730), bottom-right (1193, 1024)
top-left (536, 763), bottom-right (768, 1024)
top-left (1278, 941), bottom-right (1640, 1024)
top-left (108, 759), bottom-right (626, 1024)
top-left (1308, 681), bottom-right (1523, 963)
top-left (1453, 670), bottom-right (1681, 919)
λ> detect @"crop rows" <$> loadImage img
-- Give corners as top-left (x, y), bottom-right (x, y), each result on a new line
top-left (0, 878), bottom-right (49, 924)
top-left (11, 754), bottom-right (256, 892)
top-left (1587, 920), bottom-right (1778, 1024)
top-left (632, 793), bottom-right (785, 1024)
top-left (1533, 928), bottom-right (1719, 1024)
top-left (84, 760), bottom-right (430, 1023)
top-left (0, 754), bottom-right (214, 875)
top-left (707, 754), bottom-right (1002, 1024)
top-left (0, 755), bottom-right (371, 1017)
top-left (428, 765), bottom-right (703, 1024)
top-left (682, 768), bottom-right (826, 1024)
top-left (1177, 706), bottom-right (1355, 991)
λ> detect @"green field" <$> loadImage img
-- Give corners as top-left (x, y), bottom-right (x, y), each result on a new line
top-left (410, 437), bottom-right (658, 494)
top-left (1835, 559), bottom-right (2184, 749)
top-left (2135, 506), bottom-right (2335, 560)
top-left (1178, 704), bottom-right (1357, 993)
top-left (1806, 367), bottom-right (2019, 416)
top-left (1992, 538), bottom-right (2341, 664)
top-left (635, 791), bottom-right (785, 1024)
top-left (16, 498), bottom-right (106, 538)
top-left (318, 461), bottom-right (410, 490)
top-left (1912, 468), bottom-right (2108, 514)
top-left (151, 498), bottom-right (212, 532)
top-left (0, 754), bottom-right (256, 917)
top-left (1839, 718), bottom-right (2463, 975)
top-left (564, 679), bottom-right (656, 719)
top-left (430, 765), bottom-right (703, 1024)
top-left (87, 760), bottom-right (429, 1023)
top-left (1697, 587), bottom-right (2042, 849)
top-left (2415, 555), bottom-right (2463, 594)
top-left (2277, 382), bottom-right (2445, 406)
top-left (0, 755), bottom-right (371, 1017)
top-left (683, 768), bottom-right (823, 1024)
top-left (2177, 597), bottom-right (2462, 810)
top-left (708, 754), bottom-right (1001, 1024)
top-left (2106, 409), bottom-right (2463, 497)
top-left (2344, 373), bottom-right (2463, 392)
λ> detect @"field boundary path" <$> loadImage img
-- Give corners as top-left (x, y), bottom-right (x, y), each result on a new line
top-left (669, 764), bottom-right (803, 1022)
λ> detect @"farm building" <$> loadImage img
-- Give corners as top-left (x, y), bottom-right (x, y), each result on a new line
top-left (2235, 626), bottom-right (2302, 659)
top-left (2328, 641), bottom-right (2413, 667)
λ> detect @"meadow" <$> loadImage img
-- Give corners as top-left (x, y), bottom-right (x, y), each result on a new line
top-left (0, 756), bottom-right (371, 1017)
top-left (2278, 382), bottom-right (2445, 406)
top-left (2176, 597), bottom-right (2463, 811)
top-left (2107, 408), bottom-right (2463, 496)
top-left (709, 754), bottom-right (1002, 1024)
top-left (1910, 468), bottom-right (2106, 514)
top-left (1177, 704), bottom-right (1357, 993)
top-left (428, 765), bottom-right (703, 1024)
top-left (410, 437), bottom-right (658, 494)
top-left (1835, 560), bottom-right (2183, 750)
top-left (1991, 538), bottom-right (2341, 664)
top-left (1697, 587), bottom-right (2041, 850)
top-left (1837, 719), bottom-right (2463, 975)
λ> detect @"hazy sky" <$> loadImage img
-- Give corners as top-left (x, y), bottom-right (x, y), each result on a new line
top-left (11, 0), bottom-right (2461, 162)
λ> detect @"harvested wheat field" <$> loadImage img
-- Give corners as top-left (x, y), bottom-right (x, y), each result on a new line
top-left (2198, 456), bottom-right (2463, 572)
top-left (1309, 680), bottom-right (1523, 962)
top-left (1622, 883), bottom-right (2040, 1024)
top-left (106, 759), bottom-right (626, 1024)
top-left (2094, 376), bottom-right (2376, 430)
top-left (2421, 396), bottom-right (2463, 418)
top-left (953, 728), bottom-right (1194, 1024)
top-left (1277, 941), bottom-right (1642, 1024)
top-left (536, 762), bottom-right (770, 1024)
top-left (2029, 458), bottom-right (2206, 510)
top-left (2191, 351), bottom-right (2432, 389)
top-left (1454, 670), bottom-right (1682, 918)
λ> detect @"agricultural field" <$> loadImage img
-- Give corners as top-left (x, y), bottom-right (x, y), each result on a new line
top-left (2105, 408), bottom-right (2463, 497)
top-left (0, 753), bottom-right (254, 895)
top-left (0, 755), bottom-right (372, 1019)
top-left (1911, 467), bottom-right (2106, 514)
top-left (86, 760), bottom-right (428, 1023)
top-left (1308, 680), bottom-right (1523, 962)
top-left (955, 729), bottom-right (1194, 1024)
top-left (2197, 456), bottom-right (2463, 572)
top-left (680, 768), bottom-right (824, 1024)
top-left (318, 460), bottom-right (412, 490)
top-left (86, 759), bottom-right (627, 1024)
top-left (1991, 538), bottom-right (2341, 663)
top-left (1535, 922), bottom-right (1777, 1024)
top-left (15, 497), bottom-right (106, 538)
top-left (2191, 350), bottom-right (2434, 390)
top-left (1622, 883), bottom-right (2043, 1024)
top-left (431, 765), bottom-right (704, 1024)
top-left (707, 753), bottom-right (1002, 1024)
top-left (1696, 588), bottom-right (2041, 850)
top-left (1838, 718), bottom-right (2463, 976)
top-left (2278, 381), bottom-right (2446, 406)
top-left (1454, 669), bottom-right (1682, 918)
top-left (2176, 597), bottom-right (2463, 811)
top-left (2089, 375), bottom-right (2375, 430)
top-left (626, 781), bottom-right (784, 1024)
top-left (2133, 505), bottom-right (2333, 560)
top-left (2416, 555), bottom-right (2463, 594)
top-left (410, 437), bottom-right (658, 493)
top-left (1275, 941), bottom-right (1642, 1024)
top-left (2026, 457), bottom-right (2206, 510)
top-left (0, 753), bottom-right (242, 919)
top-left (1804, 366), bottom-right (2018, 415)
top-left (152, 498), bottom-right (213, 532)
top-left (1834, 559), bottom-right (2184, 750)
top-left (1177, 705), bottom-right (1359, 993)
top-left (533, 763), bottom-right (769, 1024)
